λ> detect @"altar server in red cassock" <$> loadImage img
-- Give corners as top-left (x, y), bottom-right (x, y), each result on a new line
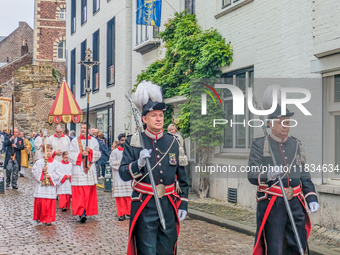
top-left (32, 144), bottom-right (62, 226)
top-left (68, 122), bottom-right (101, 223)
top-left (109, 133), bottom-right (133, 221)
top-left (57, 151), bottom-right (72, 211)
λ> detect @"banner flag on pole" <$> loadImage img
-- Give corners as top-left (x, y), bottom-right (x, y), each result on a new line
top-left (136, 0), bottom-right (162, 27)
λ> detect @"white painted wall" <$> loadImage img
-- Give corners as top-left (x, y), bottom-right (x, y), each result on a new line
top-left (66, 0), bottom-right (132, 139)
top-left (66, 0), bottom-right (340, 227)
top-left (312, 0), bottom-right (340, 57)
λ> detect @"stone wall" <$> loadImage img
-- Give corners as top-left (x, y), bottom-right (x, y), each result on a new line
top-left (3, 65), bottom-right (60, 136)
top-left (0, 53), bottom-right (33, 84)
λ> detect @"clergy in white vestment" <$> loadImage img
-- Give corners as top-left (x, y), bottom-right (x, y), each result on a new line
top-left (47, 124), bottom-right (70, 162)
top-left (32, 144), bottom-right (63, 226)
top-left (33, 130), bottom-right (44, 161)
top-left (68, 122), bottom-right (101, 223)
top-left (109, 133), bottom-right (132, 221)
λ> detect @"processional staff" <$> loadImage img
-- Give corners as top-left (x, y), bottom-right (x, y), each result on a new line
top-left (78, 49), bottom-right (100, 173)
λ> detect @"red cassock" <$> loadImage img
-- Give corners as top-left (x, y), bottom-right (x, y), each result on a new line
top-left (71, 185), bottom-right (98, 216)
top-left (68, 135), bottom-right (101, 216)
top-left (115, 197), bottom-right (131, 217)
top-left (57, 160), bottom-right (73, 209)
top-left (32, 158), bottom-right (63, 224)
top-left (33, 198), bottom-right (56, 223)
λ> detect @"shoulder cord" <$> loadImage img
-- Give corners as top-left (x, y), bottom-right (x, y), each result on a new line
top-left (259, 140), bottom-right (299, 192)
top-left (133, 137), bottom-right (176, 186)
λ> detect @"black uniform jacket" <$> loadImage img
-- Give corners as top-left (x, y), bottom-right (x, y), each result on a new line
top-left (119, 130), bottom-right (189, 210)
top-left (248, 134), bottom-right (318, 204)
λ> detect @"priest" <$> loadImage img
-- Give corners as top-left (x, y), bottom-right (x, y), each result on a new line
top-left (47, 124), bottom-right (70, 162)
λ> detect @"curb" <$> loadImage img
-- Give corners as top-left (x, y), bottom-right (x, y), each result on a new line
top-left (188, 209), bottom-right (334, 255)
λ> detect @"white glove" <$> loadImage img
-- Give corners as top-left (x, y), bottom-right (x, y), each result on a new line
top-left (309, 202), bottom-right (319, 213)
top-left (267, 165), bottom-right (284, 181)
top-left (178, 209), bottom-right (187, 222)
top-left (137, 149), bottom-right (152, 169)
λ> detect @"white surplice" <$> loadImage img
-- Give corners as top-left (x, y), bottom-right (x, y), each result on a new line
top-left (109, 147), bottom-right (133, 198)
top-left (47, 134), bottom-right (70, 162)
top-left (32, 158), bottom-right (63, 199)
top-left (33, 136), bottom-right (44, 161)
top-left (68, 136), bottom-right (101, 186)
top-left (57, 161), bottom-right (72, 195)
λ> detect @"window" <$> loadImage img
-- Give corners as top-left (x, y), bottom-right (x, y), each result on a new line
top-left (81, 0), bottom-right (87, 25)
top-left (135, 25), bottom-right (161, 45)
top-left (80, 40), bottom-right (87, 97)
top-left (185, 0), bottom-right (195, 14)
top-left (93, 0), bottom-right (100, 13)
top-left (222, 0), bottom-right (241, 8)
top-left (71, 0), bottom-right (76, 34)
top-left (336, 116), bottom-right (340, 171)
top-left (335, 75), bottom-right (340, 102)
top-left (136, 24), bottom-right (148, 45)
top-left (107, 17), bottom-right (115, 87)
top-left (70, 48), bottom-right (76, 95)
top-left (59, 8), bottom-right (66, 20)
top-left (323, 75), bottom-right (340, 184)
top-left (153, 26), bottom-right (160, 38)
top-left (92, 30), bottom-right (100, 92)
top-left (222, 67), bottom-right (254, 150)
top-left (57, 41), bottom-right (66, 59)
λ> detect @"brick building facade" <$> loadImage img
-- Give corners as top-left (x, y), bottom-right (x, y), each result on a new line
top-left (33, 0), bottom-right (66, 76)
top-left (0, 22), bottom-right (33, 64)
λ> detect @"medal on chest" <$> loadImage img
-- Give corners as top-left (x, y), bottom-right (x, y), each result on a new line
top-left (169, 153), bottom-right (176, 165)
top-left (296, 154), bottom-right (301, 166)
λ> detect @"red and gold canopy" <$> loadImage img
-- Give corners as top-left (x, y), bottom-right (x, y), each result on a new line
top-left (48, 80), bottom-right (83, 124)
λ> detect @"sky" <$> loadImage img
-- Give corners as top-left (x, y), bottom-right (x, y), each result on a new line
top-left (0, 0), bottom-right (35, 37)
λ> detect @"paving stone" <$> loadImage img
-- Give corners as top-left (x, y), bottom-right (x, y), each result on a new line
top-left (0, 167), bottom-right (253, 254)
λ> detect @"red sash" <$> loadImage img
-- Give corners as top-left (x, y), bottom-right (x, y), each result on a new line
top-left (253, 185), bottom-right (311, 255)
top-left (127, 181), bottom-right (181, 255)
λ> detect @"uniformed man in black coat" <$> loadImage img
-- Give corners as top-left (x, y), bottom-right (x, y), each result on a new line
top-left (248, 105), bottom-right (319, 255)
top-left (119, 81), bottom-right (189, 255)
top-left (4, 128), bottom-right (24, 189)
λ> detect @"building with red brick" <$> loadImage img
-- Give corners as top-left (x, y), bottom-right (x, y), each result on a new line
top-left (33, 0), bottom-right (66, 76)
top-left (0, 22), bottom-right (33, 64)
top-left (0, 22), bottom-right (33, 84)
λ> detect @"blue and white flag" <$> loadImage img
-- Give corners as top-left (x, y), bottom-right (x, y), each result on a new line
top-left (136, 0), bottom-right (162, 27)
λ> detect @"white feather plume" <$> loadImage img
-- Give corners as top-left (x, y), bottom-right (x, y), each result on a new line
top-left (262, 84), bottom-right (282, 110)
top-left (133, 80), bottom-right (163, 112)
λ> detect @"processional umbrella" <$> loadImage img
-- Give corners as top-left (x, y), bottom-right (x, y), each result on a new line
top-left (48, 80), bottom-right (83, 125)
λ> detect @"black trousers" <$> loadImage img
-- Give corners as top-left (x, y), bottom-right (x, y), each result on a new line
top-left (6, 167), bottom-right (19, 188)
top-left (258, 196), bottom-right (307, 255)
top-left (134, 197), bottom-right (177, 255)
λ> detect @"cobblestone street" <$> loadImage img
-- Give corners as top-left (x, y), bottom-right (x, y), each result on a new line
top-left (0, 169), bottom-right (253, 255)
